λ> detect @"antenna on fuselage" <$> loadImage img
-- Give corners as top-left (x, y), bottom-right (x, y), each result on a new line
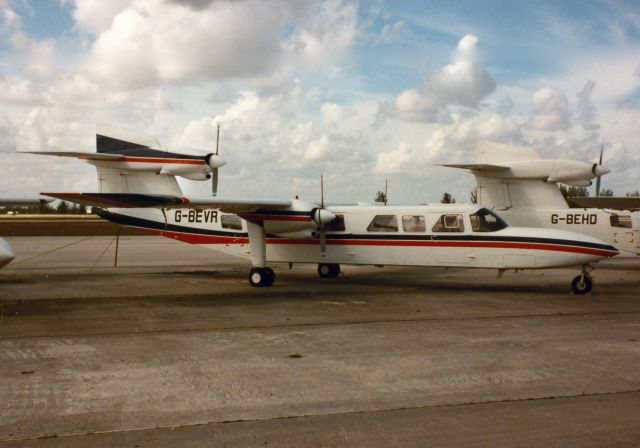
top-left (384, 179), bottom-right (388, 206)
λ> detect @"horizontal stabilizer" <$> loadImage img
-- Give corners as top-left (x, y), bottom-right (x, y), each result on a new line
top-left (19, 151), bottom-right (124, 160)
top-left (443, 163), bottom-right (509, 171)
top-left (568, 196), bottom-right (640, 210)
top-left (42, 193), bottom-right (293, 213)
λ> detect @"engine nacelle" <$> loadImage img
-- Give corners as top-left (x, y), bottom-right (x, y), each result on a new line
top-left (547, 160), bottom-right (600, 183)
top-left (562, 179), bottom-right (593, 187)
top-left (180, 172), bottom-right (212, 181)
top-left (242, 201), bottom-right (336, 236)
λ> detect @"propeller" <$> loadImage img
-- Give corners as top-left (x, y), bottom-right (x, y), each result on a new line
top-left (593, 142), bottom-right (610, 196)
top-left (312, 174), bottom-right (336, 254)
top-left (205, 124), bottom-right (222, 196)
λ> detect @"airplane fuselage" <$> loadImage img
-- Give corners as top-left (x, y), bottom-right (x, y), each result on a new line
top-left (99, 204), bottom-right (618, 270)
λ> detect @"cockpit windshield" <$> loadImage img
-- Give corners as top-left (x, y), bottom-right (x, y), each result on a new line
top-left (470, 208), bottom-right (508, 232)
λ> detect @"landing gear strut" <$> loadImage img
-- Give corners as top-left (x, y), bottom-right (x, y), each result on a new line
top-left (249, 267), bottom-right (275, 287)
top-left (246, 221), bottom-right (275, 287)
top-left (571, 265), bottom-right (594, 295)
top-left (318, 263), bottom-right (340, 278)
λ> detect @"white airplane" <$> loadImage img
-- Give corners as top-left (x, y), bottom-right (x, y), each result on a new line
top-left (25, 125), bottom-right (619, 294)
top-left (0, 197), bottom-right (53, 267)
top-left (445, 141), bottom-right (640, 258)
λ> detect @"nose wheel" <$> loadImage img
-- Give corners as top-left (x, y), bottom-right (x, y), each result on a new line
top-left (249, 267), bottom-right (275, 287)
top-left (571, 265), bottom-right (594, 295)
top-left (318, 263), bottom-right (341, 278)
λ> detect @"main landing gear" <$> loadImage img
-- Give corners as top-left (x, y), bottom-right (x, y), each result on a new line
top-left (318, 263), bottom-right (340, 278)
top-left (249, 267), bottom-right (275, 287)
top-left (571, 265), bottom-right (594, 295)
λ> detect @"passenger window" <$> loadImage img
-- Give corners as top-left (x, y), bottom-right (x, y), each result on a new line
top-left (402, 215), bottom-right (425, 232)
top-left (432, 214), bottom-right (465, 232)
top-left (221, 214), bottom-right (242, 230)
top-left (326, 214), bottom-right (346, 231)
top-left (610, 215), bottom-right (632, 228)
top-left (470, 208), bottom-right (508, 232)
top-left (367, 215), bottom-right (398, 232)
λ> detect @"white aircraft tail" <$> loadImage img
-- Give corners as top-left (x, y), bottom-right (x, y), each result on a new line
top-left (24, 124), bottom-right (226, 196)
top-left (461, 141), bottom-right (569, 210)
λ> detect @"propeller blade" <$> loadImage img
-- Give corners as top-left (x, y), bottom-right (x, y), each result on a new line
top-left (211, 168), bottom-right (218, 196)
top-left (319, 174), bottom-right (325, 253)
top-left (215, 124), bottom-right (220, 156)
top-left (596, 142), bottom-right (604, 196)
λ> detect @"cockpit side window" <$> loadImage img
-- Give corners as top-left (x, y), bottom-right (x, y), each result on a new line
top-left (432, 214), bottom-right (464, 232)
top-left (367, 215), bottom-right (398, 232)
top-left (470, 208), bottom-right (508, 232)
top-left (610, 215), bottom-right (632, 228)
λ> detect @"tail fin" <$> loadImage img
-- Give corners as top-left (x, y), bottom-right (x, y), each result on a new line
top-left (96, 123), bottom-right (161, 153)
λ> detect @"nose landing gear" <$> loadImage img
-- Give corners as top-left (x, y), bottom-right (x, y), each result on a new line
top-left (571, 265), bottom-right (594, 295)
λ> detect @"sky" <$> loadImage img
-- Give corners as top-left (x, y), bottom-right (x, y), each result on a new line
top-left (0, 0), bottom-right (639, 204)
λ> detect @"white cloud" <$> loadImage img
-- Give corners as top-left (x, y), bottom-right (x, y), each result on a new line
top-left (82, 0), bottom-right (301, 89)
top-left (287, 0), bottom-right (360, 67)
top-left (321, 102), bottom-right (344, 125)
top-left (383, 34), bottom-right (496, 123)
top-left (528, 87), bottom-right (571, 131)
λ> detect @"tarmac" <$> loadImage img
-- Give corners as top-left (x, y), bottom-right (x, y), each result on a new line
top-left (1, 235), bottom-right (639, 447)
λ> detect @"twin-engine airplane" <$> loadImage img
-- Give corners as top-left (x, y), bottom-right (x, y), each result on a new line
top-left (25, 125), bottom-right (619, 294)
top-left (445, 141), bottom-right (640, 258)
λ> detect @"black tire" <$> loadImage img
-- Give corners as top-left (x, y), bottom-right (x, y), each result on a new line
top-left (264, 267), bottom-right (275, 286)
top-left (318, 263), bottom-right (340, 278)
top-left (249, 267), bottom-right (275, 287)
top-left (571, 275), bottom-right (593, 295)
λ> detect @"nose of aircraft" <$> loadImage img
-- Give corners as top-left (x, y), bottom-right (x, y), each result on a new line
top-left (0, 238), bottom-right (16, 268)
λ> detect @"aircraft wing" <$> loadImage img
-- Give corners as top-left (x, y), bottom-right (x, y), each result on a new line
top-left (0, 196), bottom-right (53, 206)
top-left (42, 193), bottom-right (293, 213)
top-left (442, 163), bottom-right (509, 171)
top-left (567, 196), bottom-right (640, 210)
top-left (19, 151), bottom-right (125, 160)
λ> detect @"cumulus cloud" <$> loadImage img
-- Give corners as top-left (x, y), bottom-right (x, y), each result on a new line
top-left (79, 0), bottom-right (302, 89)
top-left (287, 0), bottom-right (360, 66)
top-left (528, 87), bottom-right (571, 131)
top-left (382, 34), bottom-right (496, 123)
top-left (576, 80), bottom-right (599, 131)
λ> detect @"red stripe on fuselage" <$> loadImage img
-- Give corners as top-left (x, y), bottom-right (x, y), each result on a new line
top-left (239, 214), bottom-right (312, 222)
top-left (129, 226), bottom-right (616, 257)
top-left (122, 157), bottom-right (205, 165)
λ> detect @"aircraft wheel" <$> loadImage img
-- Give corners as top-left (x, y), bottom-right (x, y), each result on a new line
top-left (571, 274), bottom-right (593, 295)
top-left (318, 263), bottom-right (340, 278)
top-left (249, 267), bottom-right (275, 287)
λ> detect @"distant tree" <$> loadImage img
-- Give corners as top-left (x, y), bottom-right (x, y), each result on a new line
top-left (470, 187), bottom-right (477, 204)
top-left (440, 192), bottom-right (456, 204)
top-left (600, 188), bottom-right (614, 197)
top-left (56, 200), bottom-right (70, 213)
top-left (374, 190), bottom-right (387, 204)
top-left (559, 185), bottom-right (589, 200)
top-left (626, 190), bottom-right (640, 197)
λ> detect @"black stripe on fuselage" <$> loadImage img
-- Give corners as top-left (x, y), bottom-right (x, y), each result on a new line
top-left (96, 209), bottom-right (246, 238)
top-left (97, 210), bottom-right (617, 253)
